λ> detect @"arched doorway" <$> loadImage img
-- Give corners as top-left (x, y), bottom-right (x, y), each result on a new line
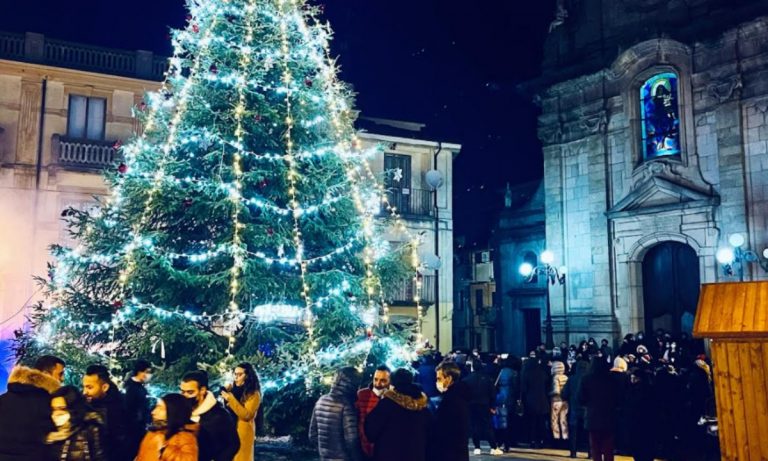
top-left (641, 242), bottom-right (700, 335)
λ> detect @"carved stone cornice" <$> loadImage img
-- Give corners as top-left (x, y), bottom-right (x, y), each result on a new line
top-left (607, 39), bottom-right (692, 82)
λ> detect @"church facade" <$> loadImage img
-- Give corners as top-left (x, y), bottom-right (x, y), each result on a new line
top-left (525, 1), bottom-right (768, 344)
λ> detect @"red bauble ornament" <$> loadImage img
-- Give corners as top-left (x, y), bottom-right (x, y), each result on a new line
top-left (267, 228), bottom-right (274, 236)
top-left (113, 140), bottom-right (122, 150)
top-left (366, 329), bottom-right (373, 339)
top-left (112, 300), bottom-right (123, 309)
top-left (186, 14), bottom-right (193, 21)
top-left (192, 24), bottom-right (200, 33)
top-left (209, 64), bottom-right (218, 74)
top-left (254, 114), bottom-right (262, 122)
top-left (304, 77), bottom-right (313, 88)
top-left (259, 179), bottom-right (268, 189)
top-left (117, 163), bottom-right (128, 174)
top-left (139, 101), bottom-right (147, 111)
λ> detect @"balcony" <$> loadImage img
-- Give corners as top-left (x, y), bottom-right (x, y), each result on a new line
top-left (52, 135), bottom-right (119, 170)
top-left (386, 188), bottom-right (434, 218)
top-left (0, 31), bottom-right (167, 81)
top-left (386, 275), bottom-right (436, 305)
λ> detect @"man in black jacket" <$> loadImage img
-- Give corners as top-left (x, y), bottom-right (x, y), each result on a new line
top-left (309, 367), bottom-right (362, 461)
top-left (181, 370), bottom-right (239, 461)
top-left (0, 356), bottom-right (63, 461)
top-left (124, 359), bottom-right (152, 459)
top-left (429, 361), bottom-right (470, 461)
top-left (463, 360), bottom-right (501, 455)
top-left (83, 364), bottom-right (129, 461)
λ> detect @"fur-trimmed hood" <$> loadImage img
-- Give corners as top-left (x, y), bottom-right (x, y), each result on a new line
top-left (8, 365), bottom-right (60, 394)
top-left (190, 390), bottom-right (217, 422)
top-left (382, 388), bottom-right (428, 411)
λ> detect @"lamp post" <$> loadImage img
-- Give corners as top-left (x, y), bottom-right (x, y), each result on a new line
top-left (520, 250), bottom-right (566, 350)
top-left (426, 152), bottom-right (443, 350)
top-left (716, 233), bottom-right (768, 282)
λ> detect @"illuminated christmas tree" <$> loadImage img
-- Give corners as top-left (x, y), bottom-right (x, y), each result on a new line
top-left (16, 0), bottom-right (425, 437)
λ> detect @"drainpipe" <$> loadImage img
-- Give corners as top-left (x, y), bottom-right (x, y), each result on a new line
top-left (433, 142), bottom-right (442, 350)
top-left (35, 78), bottom-right (48, 189)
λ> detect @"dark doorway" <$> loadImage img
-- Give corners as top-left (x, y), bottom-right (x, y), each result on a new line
top-left (641, 242), bottom-right (700, 336)
top-left (523, 308), bottom-right (541, 354)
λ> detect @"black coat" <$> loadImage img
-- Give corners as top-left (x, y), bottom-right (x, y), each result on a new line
top-left (561, 360), bottom-right (589, 424)
top-left (47, 413), bottom-right (107, 461)
top-left (195, 393), bottom-right (240, 461)
top-left (428, 382), bottom-right (470, 461)
top-left (520, 360), bottom-right (549, 416)
top-left (0, 366), bottom-right (59, 461)
top-left (462, 372), bottom-right (495, 409)
top-left (578, 363), bottom-right (620, 432)
top-left (122, 378), bottom-right (150, 457)
top-left (309, 372), bottom-right (361, 461)
top-left (364, 386), bottom-right (430, 461)
top-left (89, 385), bottom-right (129, 461)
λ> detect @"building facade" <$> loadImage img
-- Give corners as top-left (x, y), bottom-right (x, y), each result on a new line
top-left (0, 33), bottom-right (460, 383)
top-left (453, 246), bottom-right (498, 353)
top-left (525, 1), bottom-right (768, 343)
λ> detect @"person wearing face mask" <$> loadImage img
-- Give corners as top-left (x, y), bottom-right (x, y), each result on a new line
top-left (0, 355), bottom-right (63, 461)
top-left (428, 362), bottom-right (470, 461)
top-left (221, 363), bottom-right (261, 461)
top-left (179, 371), bottom-right (239, 461)
top-left (136, 393), bottom-right (198, 461)
top-left (124, 360), bottom-right (153, 459)
top-left (47, 385), bottom-right (107, 461)
top-left (355, 365), bottom-right (391, 459)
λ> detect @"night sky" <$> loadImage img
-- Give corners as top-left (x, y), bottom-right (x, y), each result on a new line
top-left (0, 1), bottom-right (555, 244)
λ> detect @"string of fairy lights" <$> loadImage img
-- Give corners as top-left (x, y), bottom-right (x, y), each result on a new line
top-left (43, 0), bottom-right (435, 384)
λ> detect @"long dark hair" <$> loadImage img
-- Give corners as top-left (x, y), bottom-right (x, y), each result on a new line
top-left (51, 386), bottom-right (89, 428)
top-left (235, 363), bottom-right (261, 398)
top-left (161, 393), bottom-right (194, 439)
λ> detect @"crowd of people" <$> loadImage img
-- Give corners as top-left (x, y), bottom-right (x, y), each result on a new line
top-left (310, 329), bottom-right (719, 461)
top-left (0, 329), bottom-right (718, 461)
top-left (0, 357), bottom-right (261, 461)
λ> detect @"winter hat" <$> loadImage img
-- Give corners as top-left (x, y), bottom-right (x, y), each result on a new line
top-left (695, 359), bottom-right (712, 383)
top-left (636, 344), bottom-right (648, 355)
top-left (551, 361), bottom-right (566, 375)
top-left (552, 346), bottom-right (562, 356)
top-left (390, 368), bottom-right (415, 389)
top-left (611, 357), bottom-right (628, 373)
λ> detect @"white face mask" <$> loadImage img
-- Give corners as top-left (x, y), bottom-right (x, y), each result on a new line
top-left (372, 387), bottom-right (385, 397)
top-left (52, 413), bottom-right (71, 428)
top-left (436, 382), bottom-right (447, 393)
top-left (144, 374), bottom-right (153, 383)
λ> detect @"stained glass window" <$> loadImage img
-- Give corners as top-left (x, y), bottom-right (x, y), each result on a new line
top-left (640, 72), bottom-right (681, 160)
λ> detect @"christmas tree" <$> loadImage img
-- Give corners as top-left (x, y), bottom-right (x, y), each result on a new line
top-left (16, 0), bottom-right (426, 438)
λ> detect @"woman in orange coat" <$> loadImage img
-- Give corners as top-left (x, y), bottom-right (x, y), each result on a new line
top-left (136, 393), bottom-right (199, 461)
top-left (221, 363), bottom-right (261, 461)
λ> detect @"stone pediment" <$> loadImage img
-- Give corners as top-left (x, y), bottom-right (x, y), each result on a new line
top-left (607, 175), bottom-right (719, 219)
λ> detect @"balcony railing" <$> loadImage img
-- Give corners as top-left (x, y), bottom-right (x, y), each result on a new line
top-left (386, 188), bottom-right (434, 218)
top-left (52, 134), bottom-right (119, 170)
top-left (386, 275), bottom-right (436, 305)
top-left (0, 31), bottom-right (167, 81)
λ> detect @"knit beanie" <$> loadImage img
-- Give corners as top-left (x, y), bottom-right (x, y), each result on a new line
top-left (551, 361), bottom-right (565, 375)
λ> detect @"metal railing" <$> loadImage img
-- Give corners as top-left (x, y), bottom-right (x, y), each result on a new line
top-left (0, 31), bottom-right (167, 81)
top-left (0, 31), bottom-right (24, 59)
top-left (386, 188), bottom-right (434, 218)
top-left (386, 275), bottom-right (436, 305)
top-left (52, 134), bottom-right (119, 169)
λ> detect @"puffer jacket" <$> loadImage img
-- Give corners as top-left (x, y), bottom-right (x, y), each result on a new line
top-left (47, 412), bottom-right (107, 461)
top-left (135, 424), bottom-right (199, 461)
top-left (550, 361), bottom-right (568, 401)
top-left (309, 370), bottom-right (361, 461)
top-left (0, 365), bottom-right (60, 461)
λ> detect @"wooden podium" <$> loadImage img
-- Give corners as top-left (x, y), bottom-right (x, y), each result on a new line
top-left (693, 281), bottom-right (768, 461)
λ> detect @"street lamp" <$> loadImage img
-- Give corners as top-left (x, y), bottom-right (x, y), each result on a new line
top-left (426, 154), bottom-right (443, 350)
top-left (519, 250), bottom-right (566, 350)
top-left (716, 233), bottom-right (768, 281)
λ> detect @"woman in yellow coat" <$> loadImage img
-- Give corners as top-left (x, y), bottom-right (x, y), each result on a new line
top-left (221, 363), bottom-right (261, 461)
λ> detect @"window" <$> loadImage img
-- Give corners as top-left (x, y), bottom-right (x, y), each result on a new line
top-left (640, 72), bottom-right (680, 160)
top-left (67, 95), bottom-right (106, 140)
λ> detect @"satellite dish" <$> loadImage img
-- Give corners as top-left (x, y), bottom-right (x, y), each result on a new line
top-left (421, 253), bottom-right (442, 270)
top-left (425, 170), bottom-right (444, 190)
